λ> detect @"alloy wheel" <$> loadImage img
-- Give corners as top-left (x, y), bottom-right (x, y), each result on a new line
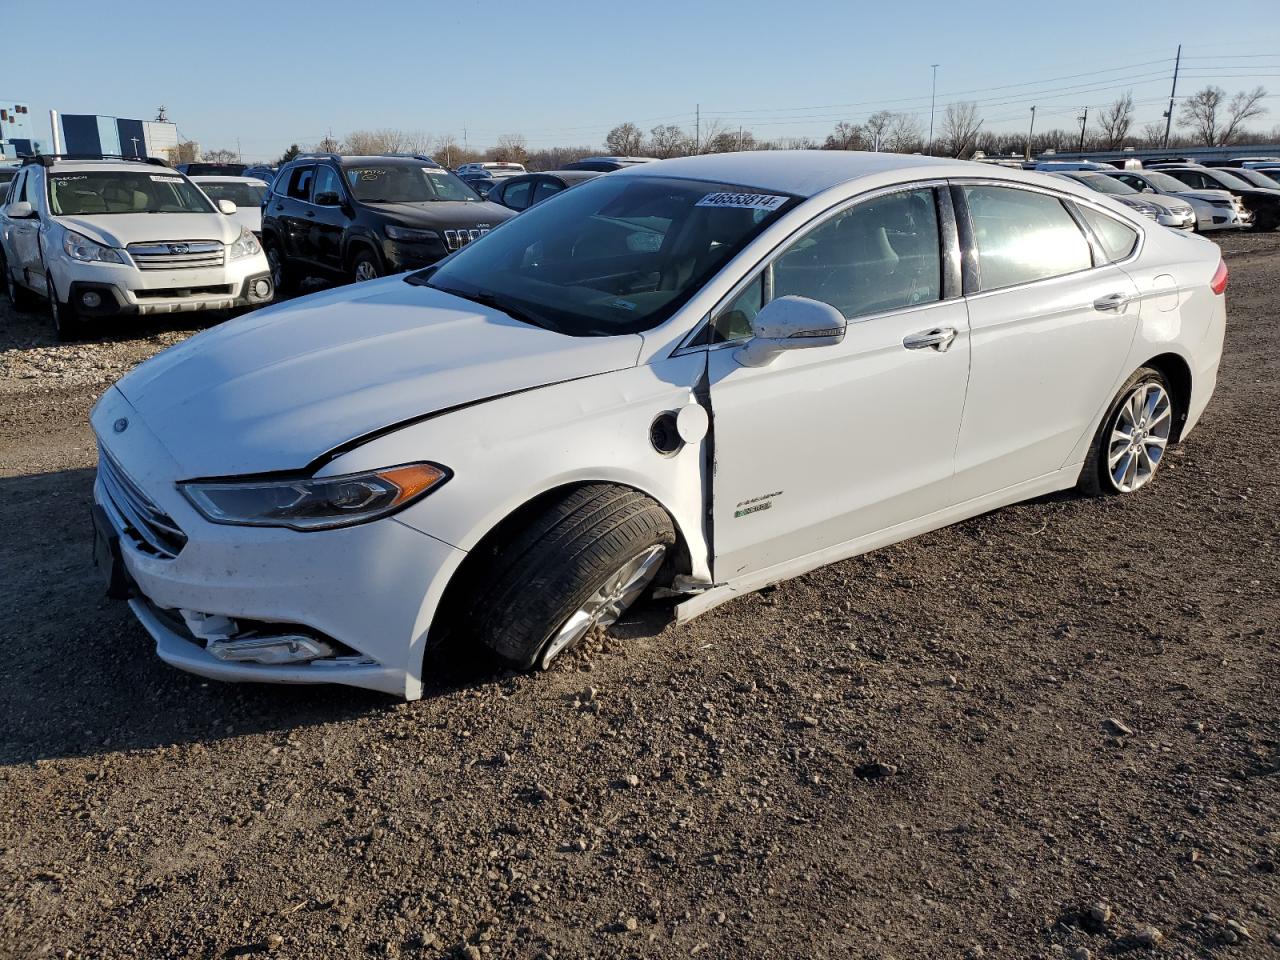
top-left (354, 259), bottom-right (379, 282)
top-left (1107, 380), bottom-right (1172, 493)
top-left (537, 544), bottom-right (667, 669)
top-left (266, 247), bottom-right (284, 289)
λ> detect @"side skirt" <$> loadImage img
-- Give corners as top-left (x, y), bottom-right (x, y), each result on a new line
top-left (675, 463), bottom-right (1082, 623)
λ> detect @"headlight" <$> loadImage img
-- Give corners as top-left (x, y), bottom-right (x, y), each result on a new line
top-left (227, 226), bottom-right (262, 260)
top-left (181, 462), bottom-right (449, 531)
top-left (385, 225), bottom-right (439, 242)
top-left (63, 231), bottom-right (126, 264)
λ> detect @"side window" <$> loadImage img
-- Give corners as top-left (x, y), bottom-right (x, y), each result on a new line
top-left (312, 165), bottom-right (343, 204)
top-left (286, 165), bottom-right (316, 201)
top-left (711, 273), bottom-right (765, 342)
top-left (7, 170), bottom-right (25, 206)
top-left (532, 178), bottom-right (565, 204)
top-left (1077, 205), bottom-right (1139, 263)
top-left (963, 185), bottom-right (1092, 291)
top-left (1169, 171), bottom-right (1202, 189)
top-left (1116, 175), bottom-right (1144, 191)
top-left (272, 167), bottom-right (292, 196)
top-left (504, 179), bottom-right (533, 211)
top-left (772, 187), bottom-right (942, 319)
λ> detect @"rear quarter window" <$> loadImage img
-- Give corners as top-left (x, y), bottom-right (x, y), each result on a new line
top-left (1077, 205), bottom-right (1139, 263)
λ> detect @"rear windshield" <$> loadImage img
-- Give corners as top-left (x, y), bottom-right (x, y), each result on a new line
top-left (48, 171), bottom-right (215, 215)
top-left (344, 165), bottom-right (480, 203)
top-left (197, 181), bottom-right (268, 207)
top-left (1074, 174), bottom-right (1135, 195)
top-left (184, 163), bottom-right (247, 177)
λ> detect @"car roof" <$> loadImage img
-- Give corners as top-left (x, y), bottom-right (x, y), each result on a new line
top-left (26, 159), bottom-right (171, 174)
top-left (190, 175), bottom-right (269, 184)
top-left (536, 170), bottom-right (602, 182)
top-left (608, 150), bottom-right (1020, 198)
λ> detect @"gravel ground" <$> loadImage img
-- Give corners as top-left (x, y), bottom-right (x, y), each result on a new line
top-left (1, 235), bottom-right (1277, 960)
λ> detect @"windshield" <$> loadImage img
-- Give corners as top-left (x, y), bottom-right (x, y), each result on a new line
top-left (1144, 172), bottom-right (1192, 192)
top-left (197, 181), bottom-right (268, 207)
top-left (48, 171), bottom-right (215, 216)
top-left (1232, 169), bottom-right (1280, 189)
top-left (344, 165), bottom-right (479, 203)
top-left (1210, 170), bottom-right (1252, 190)
top-left (417, 175), bottom-right (800, 336)
top-left (1077, 174), bottom-right (1135, 195)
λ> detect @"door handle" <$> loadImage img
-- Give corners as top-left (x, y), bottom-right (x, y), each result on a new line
top-left (1093, 292), bottom-right (1133, 312)
top-left (306, 211), bottom-right (316, 218)
top-left (274, 203), bottom-right (283, 210)
top-left (903, 326), bottom-right (958, 352)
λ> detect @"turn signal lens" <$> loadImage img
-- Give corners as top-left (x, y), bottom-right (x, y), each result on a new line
top-left (1210, 259), bottom-right (1228, 295)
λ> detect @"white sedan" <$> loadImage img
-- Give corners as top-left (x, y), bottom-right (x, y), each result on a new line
top-left (90, 152), bottom-right (1227, 699)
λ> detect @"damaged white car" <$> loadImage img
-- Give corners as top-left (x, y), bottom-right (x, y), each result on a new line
top-left (91, 152), bottom-right (1227, 699)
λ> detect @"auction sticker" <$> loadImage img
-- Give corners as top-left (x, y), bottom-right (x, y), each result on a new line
top-left (150, 175), bottom-right (183, 183)
top-left (696, 192), bottom-right (788, 211)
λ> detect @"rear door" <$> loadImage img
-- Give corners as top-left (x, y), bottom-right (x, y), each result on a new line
top-left (8, 169), bottom-right (44, 292)
top-left (948, 182), bottom-right (1141, 501)
top-left (707, 183), bottom-right (972, 579)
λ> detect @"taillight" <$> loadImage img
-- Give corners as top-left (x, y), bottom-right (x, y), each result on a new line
top-left (1210, 258), bottom-right (1229, 295)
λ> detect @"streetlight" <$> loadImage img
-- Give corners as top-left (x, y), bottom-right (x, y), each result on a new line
top-left (927, 64), bottom-right (939, 155)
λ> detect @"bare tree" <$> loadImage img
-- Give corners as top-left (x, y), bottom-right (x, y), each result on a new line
top-left (202, 147), bottom-right (238, 163)
top-left (823, 121), bottom-right (865, 151)
top-left (1221, 86), bottom-right (1268, 145)
top-left (526, 145), bottom-right (595, 170)
top-left (1097, 92), bottom-right (1134, 150)
top-left (886, 113), bottom-right (923, 153)
top-left (649, 124), bottom-right (689, 158)
top-left (1139, 121), bottom-right (1168, 147)
top-left (313, 134), bottom-right (340, 153)
top-left (341, 129), bottom-right (432, 156)
top-left (694, 119), bottom-right (728, 154)
top-left (491, 133), bottom-right (529, 165)
top-left (605, 122), bottom-right (644, 156)
top-left (940, 101), bottom-right (982, 158)
top-left (1180, 85), bottom-right (1269, 146)
top-left (168, 141), bottom-right (198, 165)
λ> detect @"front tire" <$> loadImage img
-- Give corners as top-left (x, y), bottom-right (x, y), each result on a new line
top-left (1250, 209), bottom-right (1278, 232)
top-left (48, 274), bottom-right (87, 341)
top-left (350, 249), bottom-right (382, 283)
top-left (1079, 366), bottom-right (1174, 497)
top-left (2, 254), bottom-right (37, 311)
top-left (459, 485), bottom-right (676, 670)
top-left (263, 238), bottom-right (296, 296)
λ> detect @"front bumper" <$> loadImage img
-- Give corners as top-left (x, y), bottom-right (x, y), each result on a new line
top-left (53, 251), bottom-right (274, 316)
top-left (91, 388), bottom-right (466, 700)
top-left (1156, 210), bottom-right (1196, 231)
top-left (1195, 206), bottom-right (1251, 232)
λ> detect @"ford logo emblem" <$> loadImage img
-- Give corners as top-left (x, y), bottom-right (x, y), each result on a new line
top-left (168, 243), bottom-right (189, 255)
top-left (113, 417), bottom-right (129, 433)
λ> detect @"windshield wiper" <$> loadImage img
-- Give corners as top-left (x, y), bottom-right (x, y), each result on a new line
top-left (438, 287), bottom-right (557, 332)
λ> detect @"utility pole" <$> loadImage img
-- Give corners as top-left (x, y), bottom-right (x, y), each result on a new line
top-left (1163, 44), bottom-right (1182, 149)
top-left (695, 104), bottom-right (700, 155)
top-left (1025, 106), bottom-right (1036, 161)
top-left (927, 64), bottom-right (939, 155)
top-left (236, 138), bottom-right (242, 162)
top-left (1077, 107), bottom-right (1088, 153)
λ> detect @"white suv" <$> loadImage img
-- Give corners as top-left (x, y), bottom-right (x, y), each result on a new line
top-left (1, 157), bottom-right (273, 339)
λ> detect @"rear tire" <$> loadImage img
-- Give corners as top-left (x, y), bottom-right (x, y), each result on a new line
top-left (1250, 209), bottom-right (1278, 232)
top-left (48, 274), bottom-right (87, 341)
top-left (456, 485), bottom-right (676, 670)
top-left (1079, 366), bottom-right (1174, 497)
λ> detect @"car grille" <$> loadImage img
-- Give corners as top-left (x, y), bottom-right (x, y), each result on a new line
top-left (97, 445), bottom-right (187, 559)
top-left (443, 228), bottom-right (490, 252)
top-left (127, 240), bottom-right (225, 271)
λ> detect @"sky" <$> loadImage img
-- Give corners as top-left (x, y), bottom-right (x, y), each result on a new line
top-left (3, 0), bottom-right (1277, 162)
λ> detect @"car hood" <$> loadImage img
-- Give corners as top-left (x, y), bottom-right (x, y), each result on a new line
top-left (1140, 194), bottom-right (1193, 213)
top-left (1172, 189), bottom-right (1236, 203)
top-left (364, 200), bottom-right (513, 229)
top-left (111, 277), bottom-right (643, 478)
top-left (53, 213), bottom-right (241, 249)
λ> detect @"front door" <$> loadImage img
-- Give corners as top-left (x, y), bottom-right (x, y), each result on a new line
top-left (308, 165), bottom-right (349, 274)
top-left (708, 185), bottom-right (971, 580)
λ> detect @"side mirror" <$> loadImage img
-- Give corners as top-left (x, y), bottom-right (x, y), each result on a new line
top-left (5, 201), bottom-right (35, 219)
top-left (314, 191), bottom-right (341, 206)
top-left (734, 296), bottom-right (847, 368)
top-left (217, 199), bottom-right (238, 215)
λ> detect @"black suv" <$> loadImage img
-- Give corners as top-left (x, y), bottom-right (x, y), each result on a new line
top-left (261, 153), bottom-right (513, 291)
